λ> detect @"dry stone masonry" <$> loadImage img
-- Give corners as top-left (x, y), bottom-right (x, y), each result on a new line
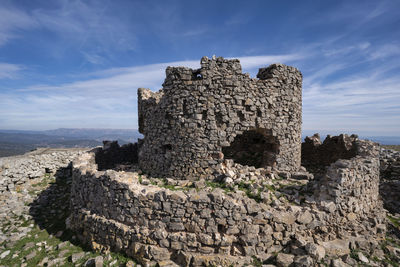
top-left (380, 148), bottom-right (400, 214)
top-left (0, 148), bottom-right (85, 193)
top-left (138, 56), bottom-right (302, 180)
top-left (67, 57), bottom-right (392, 266)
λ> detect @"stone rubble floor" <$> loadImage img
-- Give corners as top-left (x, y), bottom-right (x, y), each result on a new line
top-left (0, 169), bottom-right (400, 266)
top-left (0, 173), bottom-right (137, 267)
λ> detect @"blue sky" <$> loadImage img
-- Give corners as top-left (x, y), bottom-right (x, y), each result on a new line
top-left (0, 0), bottom-right (399, 136)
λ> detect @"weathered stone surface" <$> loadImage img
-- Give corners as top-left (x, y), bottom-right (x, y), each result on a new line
top-left (276, 253), bottom-right (294, 267)
top-left (321, 240), bottom-right (350, 256)
top-left (305, 242), bottom-right (325, 260)
top-left (357, 252), bottom-right (369, 263)
top-left (0, 149), bottom-right (85, 194)
top-left (138, 57), bottom-right (302, 180)
top-left (331, 258), bottom-right (350, 267)
top-left (296, 210), bottom-right (313, 224)
top-left (293, 255), bottom-right (314, 267)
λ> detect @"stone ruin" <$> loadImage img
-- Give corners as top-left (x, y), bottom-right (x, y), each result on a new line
top-left (67, 57), bottom-right (387, 266)
top-left (137, 56), bottom-right (302, 179)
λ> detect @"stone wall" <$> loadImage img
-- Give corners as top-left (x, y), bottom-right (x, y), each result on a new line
top-left (68, 145), bottom-right (386, 266)
top-left (380, 148), bottom-right (400, 214)
top-left (138, 56), bottom-right (302, 180)
top-left (0, 149), bottom-right (85, 193)
top-left (301, 134), bottom-right (358, 176)
top-left (302, 135), bottom-right (385, 223)
top-left (95, 141), bottom-right (138, 170)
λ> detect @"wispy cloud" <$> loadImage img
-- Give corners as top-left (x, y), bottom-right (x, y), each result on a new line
top-left (31, 0), bottom-right (137, 52)
top-left (302, 44), bottom-right (400, 135)
top-left (0, 63), bottom-right (23, 79)
top-left (1, 46), bottom-right (399, 134)
top-left (0, 5), bottom-right (38, 46)
top-left (369, 44), bottom-right (400, 60)
top-left (0, 54), bottom-right (305, 130)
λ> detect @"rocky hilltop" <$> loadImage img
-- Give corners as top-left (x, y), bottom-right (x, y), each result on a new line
top-left (0, 148), bottom-right (136, 266)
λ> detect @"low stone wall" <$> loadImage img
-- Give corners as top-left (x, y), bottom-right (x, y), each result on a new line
top-left (303, 135), bottom-right (385, 222)
top-left (301, 134), bottom-right (358, 176)
top-left (316, 140), bottom-right (385, 226)
top-left (380, 148), bottom-right (400, 180)
top-left (380, 148), bottom-right (400, 214)
top-left (68, 139), bottom-right (386, 266)
top-left (0, 149), bottom-right (86, 193)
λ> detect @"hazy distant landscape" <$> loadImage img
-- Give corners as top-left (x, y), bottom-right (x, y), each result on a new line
top-left (0, 128), bottom-right (141, 157)
top-left (0, 128), bottom-right (398, 158)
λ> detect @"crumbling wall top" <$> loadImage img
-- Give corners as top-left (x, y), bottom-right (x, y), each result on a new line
top-left (138, 56), bottom-right (303, 179)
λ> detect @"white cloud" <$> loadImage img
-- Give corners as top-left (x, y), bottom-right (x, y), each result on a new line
top-left (302, 63), bottom-right (400, 135)
top-left (0, 63), bottom-right (23, 79)
top-left (0, 5), bottom-right (38, 46)
top-left (30, 0), bottom-right (137, 52)
top-left (1, 54), bottom-right (304, 130)
top-left (370, 44), bottom-right (400, 60)
top-left (1, 52), bottom-right (399, 135)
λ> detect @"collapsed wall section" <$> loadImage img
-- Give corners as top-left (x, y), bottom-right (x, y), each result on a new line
top-left (302, 134), bottom-right (385, 222)
top-left (138, 56), bottom-right (302, 180)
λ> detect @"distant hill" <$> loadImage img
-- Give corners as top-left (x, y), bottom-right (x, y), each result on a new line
top-left (0, 128), bottom-right (141, 157)
top-left (42, 128), bottom-right (141, 143)
top-left (362, 136), bottom-right (400, 145)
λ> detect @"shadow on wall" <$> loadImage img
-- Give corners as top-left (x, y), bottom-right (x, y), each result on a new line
top-left (301, 134), bottom-right (358, 178)
top-left (28, 141), bottom-right (139, 247)
top-left (95, 141), bottom-right (138, 170)
top-left (28, 164), bottom-right (80, 243)
top-left (222, 128), bottom-right (280, 169)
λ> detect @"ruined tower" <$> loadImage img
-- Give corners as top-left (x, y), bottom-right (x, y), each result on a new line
top-left (138, 56), bottom-right (302, 179)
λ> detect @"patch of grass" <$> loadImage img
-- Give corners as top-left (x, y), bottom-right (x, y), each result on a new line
top-left (383, 255), bottom-right (400, 267)
top-left (265, 184), bottom-right (276, 192)
top-left (0, 223), bottom-right (133, 267)
top-left (349, 249), bottom-right (360, 261)
top-left (386, 237), bottom-right (400, 249)
top-left (205, 181), bottom-right (233, 193)
top-left (237, 181), bottom-right (262, 202)
top-left (160, 184), bottom-right (180, 191)
top-left (250, 256), bottom-right (262, 267)
top-left (0, 172), bottom-right (135, 267)
top-left (388, 215), bottom-right (400, 228)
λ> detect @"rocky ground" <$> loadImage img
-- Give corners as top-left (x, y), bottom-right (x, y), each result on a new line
top-left (0, 148), bottom-right (400, 266)
top-left (0, 150), bottom-right (137, 267)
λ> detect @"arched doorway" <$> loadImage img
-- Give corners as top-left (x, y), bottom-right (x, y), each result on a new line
top-left (222, 129), bottom-right (280, 168)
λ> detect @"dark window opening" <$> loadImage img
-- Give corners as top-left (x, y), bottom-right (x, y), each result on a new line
top-left (237, 111), bottom-right (245, 121)
top-left (202, 110), bottom-right (208, 121)
top-left (215, 112), bottom-right (224, 127)
top-left (162, 144), bottom-right (172, 154)
top-left (192, 70), bottom-right (203, 80)
top-left (222, 129), bottom-right (279, 168)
